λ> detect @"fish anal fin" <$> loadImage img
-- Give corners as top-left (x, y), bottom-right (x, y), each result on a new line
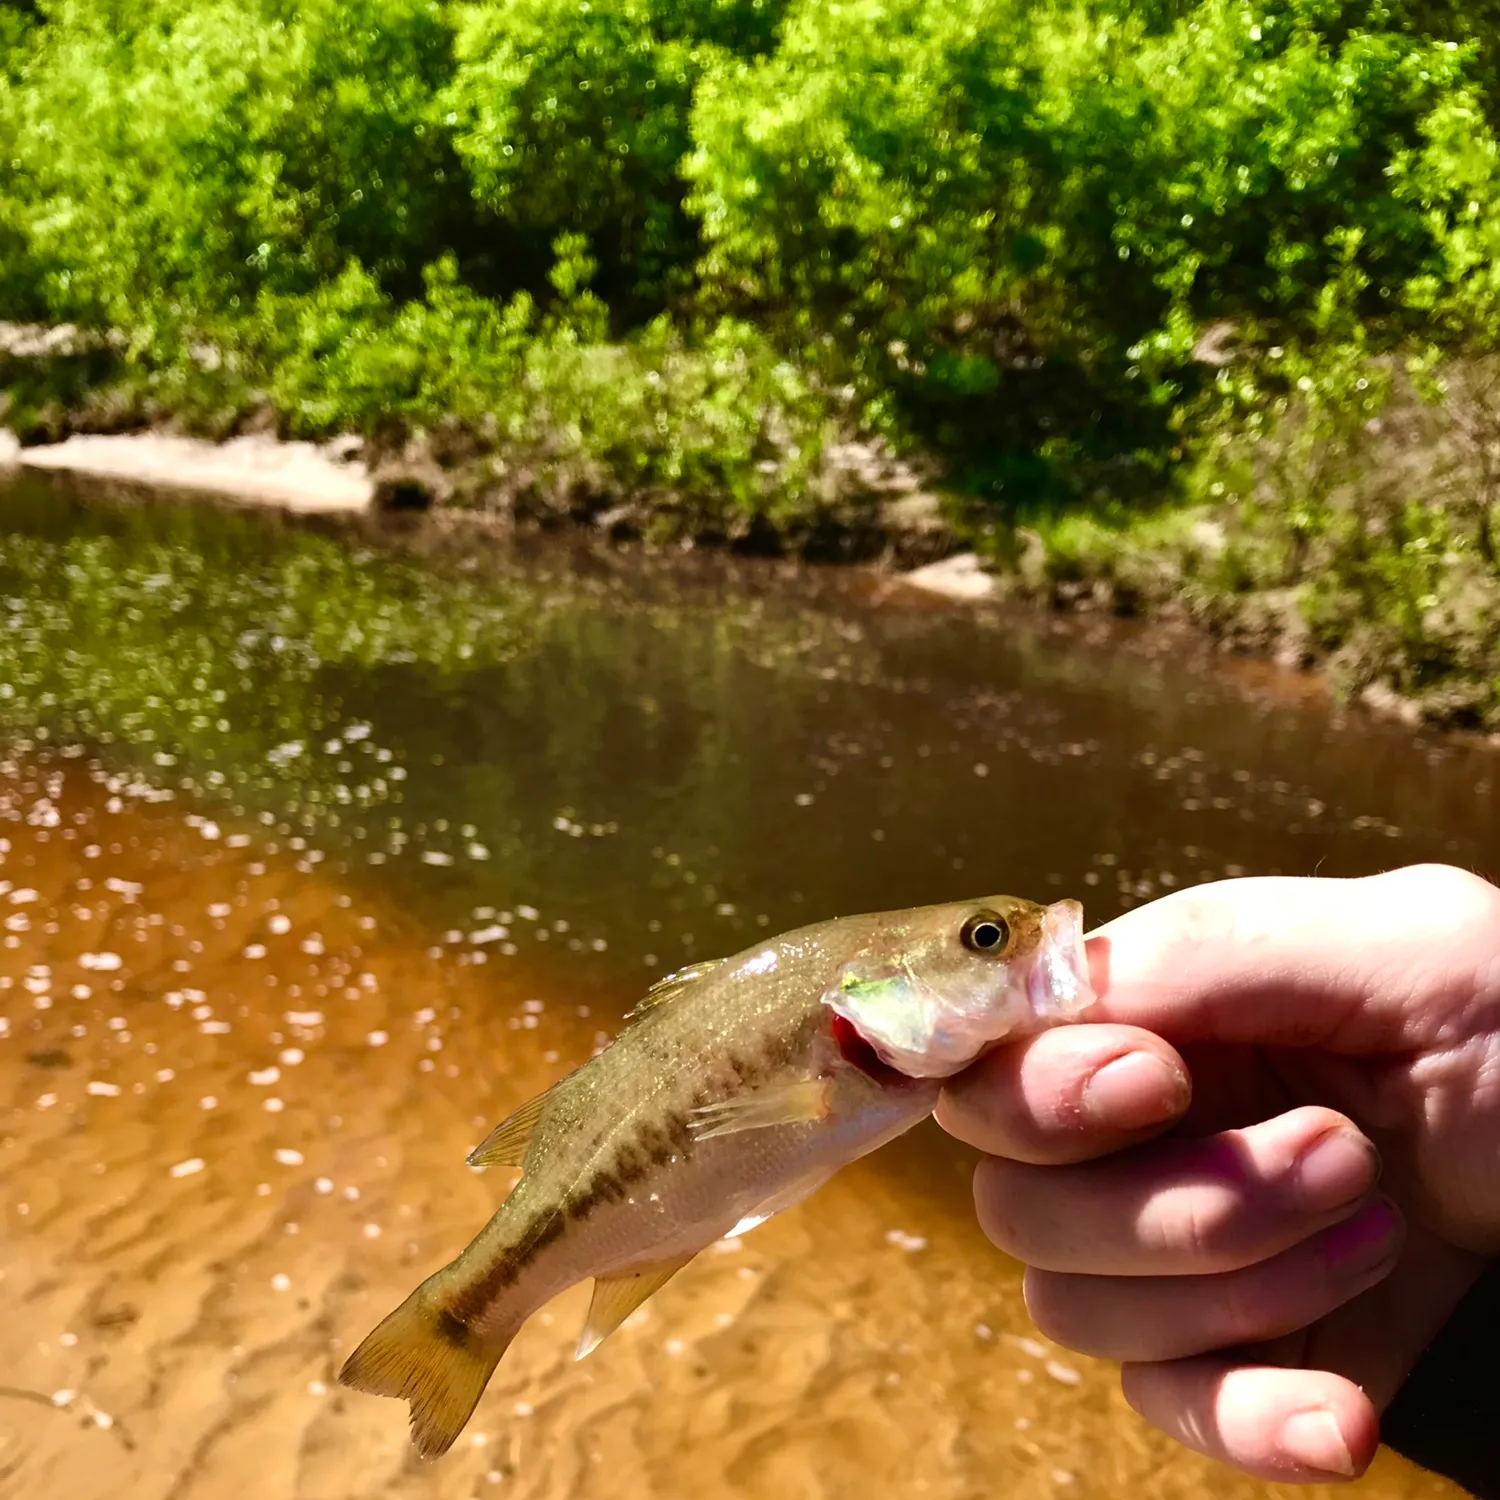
top-left (689, 1076), bottom-right (832, 1141)
top-left (576, 1255), bottom-right (694, 1361)
top-left (626, 958), bottom-right (728, 1020)
top-left (339, 1295), bottom-right (509, 1460)
top-left (467, 1085), bottom-right (557, 1170)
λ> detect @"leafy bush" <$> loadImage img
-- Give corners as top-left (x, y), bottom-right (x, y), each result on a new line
top-left (231, 240), bottom-right (830, 540)
top-left (4, 0), bottom-right (464, 333)
top-left (688, 0), bottom-right (1475, 499)
top-left (442, 0), bottom-right (789, 313)
top-left (250, 257), bottom-right (537, 435)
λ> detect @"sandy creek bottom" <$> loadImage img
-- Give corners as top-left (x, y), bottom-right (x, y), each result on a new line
top-left (0, 750), bottom-right (1456, 1500)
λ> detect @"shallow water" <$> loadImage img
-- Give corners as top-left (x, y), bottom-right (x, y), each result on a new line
top-left (0, 474), bottom-right (1493, 1500)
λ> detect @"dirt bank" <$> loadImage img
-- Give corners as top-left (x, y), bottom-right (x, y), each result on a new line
top-left (0, 431), bottom-right (372, 514)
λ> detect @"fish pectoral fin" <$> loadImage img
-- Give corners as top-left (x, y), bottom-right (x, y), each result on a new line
top-left (576, 1255), bottom-right (695, 1361)
top-left (689, 1076), bottom-right (832, 1141)
top-left (467, 1084), bottom-right (558, 1170)
top-left (626, 958), bottom-right (729, 1020)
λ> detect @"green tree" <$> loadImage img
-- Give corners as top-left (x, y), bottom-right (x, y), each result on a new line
top-left (4, 0), bottom-right (465, 338)
top-left (442, 0), bottom-right (790, 316)
top-left (687, 0), bottom-right (1474, 501)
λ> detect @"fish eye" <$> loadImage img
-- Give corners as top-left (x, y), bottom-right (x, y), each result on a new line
top-left (960, 912), bottom-right (1010, 955)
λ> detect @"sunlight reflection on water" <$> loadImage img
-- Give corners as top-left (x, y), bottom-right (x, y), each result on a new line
top-left (0, 474), bottom-right (1486, 1499)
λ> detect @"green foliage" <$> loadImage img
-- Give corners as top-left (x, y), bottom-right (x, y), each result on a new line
top-left (8, 0), bottom-right (1500, 463)
top-left (251, 257), bottom-right (538, 434)
top-left (687, 0), bottom-right (1473, 498)
top-left (6, 0), bottom-right (1500, 710)
top-left (1174, 306), bottom-right (1500, 723)
top-left (3, 0), bottom-right (463, 332)
top-left (0, 5), bottom-right (36, 65)
top-left (442, 0), bottom-right (788, 311)
top-left (518, 311), bottom-right (830, 538)
top-left (235, 243), bottom-right (828, 541)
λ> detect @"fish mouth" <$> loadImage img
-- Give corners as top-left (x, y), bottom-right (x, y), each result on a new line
top-left (1026, 898), bottom-right (1095, 1022)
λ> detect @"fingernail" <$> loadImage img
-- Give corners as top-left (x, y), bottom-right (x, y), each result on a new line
top-left (1323, 1195), bottom-right (1403, 1274)
top-left (1280, 1408), bottom-right (1356, 1478)
top-left (1296, 1130), bottom-right (1381, 1214)
top-left (1080, 1052), bottom-right (1189, 1131)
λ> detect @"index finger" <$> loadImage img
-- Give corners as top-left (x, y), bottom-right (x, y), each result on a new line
top-left (936, 1022), bottom-right (1191, 1162)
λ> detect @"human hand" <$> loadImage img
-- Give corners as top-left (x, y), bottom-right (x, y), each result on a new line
top-left (937, 865), bottom-right (1500, 1483)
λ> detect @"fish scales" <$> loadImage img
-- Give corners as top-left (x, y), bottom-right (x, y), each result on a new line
top-left (445, 949), bottom-right (848, 1323)
top-left (340, 892), bottom-right (1094, 1459)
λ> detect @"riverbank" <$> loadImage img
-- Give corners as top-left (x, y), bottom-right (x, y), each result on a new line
top-left (0, 430), bottom-right (372, 513)
top-left (8, 0), bottom-right (1500, 734)
top-left (4, 417), bottom-right (1495, 743)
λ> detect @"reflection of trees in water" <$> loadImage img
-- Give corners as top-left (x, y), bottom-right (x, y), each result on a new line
top-left (0, 485), bottom-right (894, 939)
top-left (0, 489), bottom-right (538, 848)
top-left (2, 478), bottom-right (1494, 993)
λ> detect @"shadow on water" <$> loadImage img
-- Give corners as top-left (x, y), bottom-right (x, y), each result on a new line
top-left (0, 472), bottom-right (1488, 1498)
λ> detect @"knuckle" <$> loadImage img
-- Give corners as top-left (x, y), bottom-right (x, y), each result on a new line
top-left (1154, 1185), bottom-right (1243, 1265)
top-left (1215, 1271), bottom-right (1279, 1347)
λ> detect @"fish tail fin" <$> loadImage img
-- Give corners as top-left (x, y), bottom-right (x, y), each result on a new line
top-left (339, 1289), bottom-right (510, 1460)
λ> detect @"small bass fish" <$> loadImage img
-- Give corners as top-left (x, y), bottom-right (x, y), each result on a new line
top-left (340, 893), bottom-right (1093, 1457)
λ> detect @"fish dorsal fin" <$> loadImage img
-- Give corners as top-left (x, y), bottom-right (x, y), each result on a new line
top-left (576, 1255), bottom-right (695, 1361)
top-left (467, 1084), bottom-right (558, 1170)
top-left (625, 958), bottom-right (727, 1020)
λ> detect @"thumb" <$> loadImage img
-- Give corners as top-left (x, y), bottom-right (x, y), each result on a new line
top-left (1084, 865), bottom-right (1500, 1056)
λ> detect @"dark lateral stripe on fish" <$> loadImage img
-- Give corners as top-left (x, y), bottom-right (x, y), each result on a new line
top-left (443, 1114), bottom-right (693, 1325)
top-left (435, 1308), bottom-right (472, 1349)
top-left (564, 1110), bottom-right (695, 1219)
top-left (447, 1210), bottom-right (566, 1325)
top-left (440, 1032), bottom-right (810, 1332)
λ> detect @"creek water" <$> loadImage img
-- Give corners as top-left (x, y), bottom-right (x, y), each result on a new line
top-left (0, 473), bottom-right (1492, 1500)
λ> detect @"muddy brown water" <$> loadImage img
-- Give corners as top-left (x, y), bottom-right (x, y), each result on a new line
top-left (1, 474), bottom-right (1494, 1500)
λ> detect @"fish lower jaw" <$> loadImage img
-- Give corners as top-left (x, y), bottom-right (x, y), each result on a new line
top-left (1028, 899), bottom-right (1096, 1021)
